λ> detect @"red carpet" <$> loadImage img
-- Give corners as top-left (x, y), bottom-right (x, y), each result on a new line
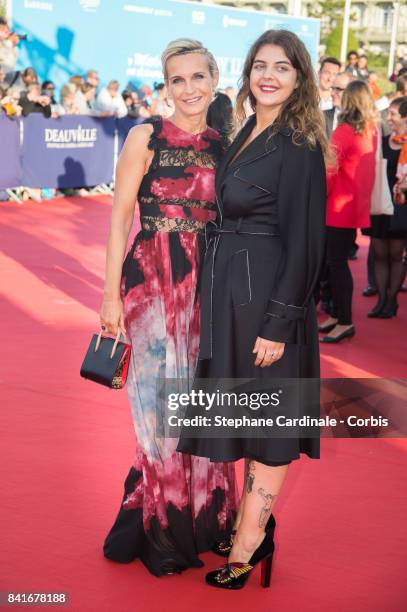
top-left (1, 196), bottom-right (406, 612)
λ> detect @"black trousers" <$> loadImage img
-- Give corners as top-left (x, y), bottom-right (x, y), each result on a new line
top-left (326, 227), bottom-right (355, 325)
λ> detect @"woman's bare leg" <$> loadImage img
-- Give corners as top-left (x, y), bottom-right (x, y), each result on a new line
top-left (229, 461), bottom-right (289, 563)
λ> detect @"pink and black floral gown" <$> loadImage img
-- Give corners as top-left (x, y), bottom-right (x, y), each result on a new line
top-left (103, 117), bottom-right (238, 576)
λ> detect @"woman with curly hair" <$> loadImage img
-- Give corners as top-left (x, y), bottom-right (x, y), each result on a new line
top-left (177, 29), bottom-right (329, 589)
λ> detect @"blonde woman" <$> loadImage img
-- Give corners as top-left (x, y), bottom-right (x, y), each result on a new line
top-left (101, 39), bottom-right (238, 577)
top-left (320, 80), bottom-right (378, 342)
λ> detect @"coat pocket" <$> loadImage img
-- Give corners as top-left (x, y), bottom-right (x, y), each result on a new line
top-left (231, 249), bottom-right (252, 307)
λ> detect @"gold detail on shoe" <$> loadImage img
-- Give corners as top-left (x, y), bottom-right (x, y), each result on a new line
top-left (218, 537), bottom-right (233, 553)
top-left (215, 563), bottom-right (253, 584)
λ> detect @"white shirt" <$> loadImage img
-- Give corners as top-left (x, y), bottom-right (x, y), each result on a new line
top-left (320, 95), bottom-right (334, 111)
top-left (95, 87), bottom-right (127, 118)
top-left (333, 107), bottom-right (340, 131)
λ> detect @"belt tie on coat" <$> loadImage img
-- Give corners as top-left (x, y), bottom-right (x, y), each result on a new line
top-left (200, 217), bottom-right (280, 360)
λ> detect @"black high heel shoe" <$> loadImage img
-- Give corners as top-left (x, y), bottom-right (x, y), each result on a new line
top-left (318, 321), bottom-right (338, 333)
top-left (320, 325), bottom-right (355, 343)
top-left (377, 300), bottom-right (399, 319)
top-left (212, 513), bottom-right (276, 558)
top-left (206, 532), bottom-right (274, 590)
top-left (367, 298), bottom-right (387, 318)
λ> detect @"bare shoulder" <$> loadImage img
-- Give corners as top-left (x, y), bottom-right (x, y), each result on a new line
top-left (124, 122), bottom-right (154, 150)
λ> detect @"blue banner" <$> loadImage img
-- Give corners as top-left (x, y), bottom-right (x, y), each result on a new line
top-left (21, 115), bottom-right (115, 188)
top-left (12, 0), bottom-right (320, 93)
top-left (116, 116), bottom-right (144, 152)
top-left (0, 115), bottom-right (22, 189)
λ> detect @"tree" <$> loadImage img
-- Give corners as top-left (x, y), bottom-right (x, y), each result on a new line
top-left (307, 0), bottom-right (346, 42)
top-left (325, 23), bottom-right (359, 58)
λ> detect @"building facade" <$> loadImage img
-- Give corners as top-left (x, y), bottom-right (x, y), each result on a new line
top-left (198, 1), bottom-right (407, 55)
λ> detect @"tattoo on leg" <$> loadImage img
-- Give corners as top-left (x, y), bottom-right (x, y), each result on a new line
top-left (246, 461), bottom-right (255, 494)
top-left (257, 487), bottom-right (275, 528)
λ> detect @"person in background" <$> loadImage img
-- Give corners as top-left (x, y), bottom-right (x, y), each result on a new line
top-left (389, 60), bottom-right (407, 83)
top-left (82, 83), bottom-right (96, 113)
top-left (206, 90), bottom-right (234, 147)
top-left (41, 80), bottom-right (56, 104)
top-left (86, 69), bottom-right (99, 90)
top-left (150, 82), bottom-right (173, 117)
top-left (53, 83), bottom-right (80, 115)
top-left (122, 89), bottom-right (149, 119)
top-left (320, 80), bottom-right (378, 343)
top-left (362, 97), bottom-right (407, 318)
top-left (0, 64), bottom-right (7, 89)
top-left (0, 17), bottom-right (19, 75)
top-left (0, 85), bottom-right (21, 117)
top-left (6, 66), bottom-right (38, 96)
top-left (69, 75), bottom-right (89, 114)
top-left (85, 69), bottom-right (99, 112)
top-left (319, 57), bottom-right (341, 110)
top-left (330, 72), bottom-right (361, 262)
top-left (324, 71), bottom-right (355, 138)
top-left (396, 74), bottom-right (407, 98)
top-left (345, 50), bottom-right (359, 77)
top-left (368, 72), bottom-right (381, 100)
top-left (224, 85), bottom-right (237, 106)
top-left (18, 82), bottom-right (51, 118)
top-left (357, 55), bottom-right (370, 81)
top-left (318, 70), bottom-right (356, 315)
top-left (96, 79), bottom-right (127, 117)
top-left (139, 83), bottom-right (153, 107)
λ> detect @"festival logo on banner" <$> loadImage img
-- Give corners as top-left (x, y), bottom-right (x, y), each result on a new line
top-left (23, 1), bottom-right (54, 11)
top-left (44, 125), bottom-right (98, 149)
top-left (127, 52), bottom-right (163, 80)
top-left (79, 0), bottom-right (101, 12)
top-left (222, 14), bottom-right (248, 29)
top-left (191, 11), bottom-right (205, 26)
top-left (123, 4), bottom-right (172, 17)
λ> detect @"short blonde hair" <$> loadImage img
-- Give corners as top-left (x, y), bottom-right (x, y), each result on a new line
top-left (61, 83), bottom-right (76, 101)
top-left (161, 38), bottom-right (218, 81)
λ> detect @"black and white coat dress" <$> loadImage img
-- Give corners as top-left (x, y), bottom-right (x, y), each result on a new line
top-left (177, 114), bottom-right (327, 465)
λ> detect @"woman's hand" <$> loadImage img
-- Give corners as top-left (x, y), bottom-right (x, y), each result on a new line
top-left (100, 297), bottom-right (126, 336)
top-left (253, 337), bottom-right (285, 368)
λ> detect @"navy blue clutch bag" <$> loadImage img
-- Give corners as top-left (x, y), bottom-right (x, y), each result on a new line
top-left (80, 330), bottom-right (131, 389)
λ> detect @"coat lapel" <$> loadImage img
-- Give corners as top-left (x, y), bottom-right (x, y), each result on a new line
top-left (215, 114), bottom-right (256, 202)
top-left (215, 115), bottom-right (287, 210)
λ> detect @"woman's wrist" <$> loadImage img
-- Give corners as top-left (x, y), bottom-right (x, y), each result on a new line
top-left (103, 291), bottom-right (121, 301)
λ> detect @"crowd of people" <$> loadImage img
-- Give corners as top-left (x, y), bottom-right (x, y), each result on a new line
top-left (315, 50), bottom-right (407, 339)
top-left (0, 17), bottom-right (171, 120)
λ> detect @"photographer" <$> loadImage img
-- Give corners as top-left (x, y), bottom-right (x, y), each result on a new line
top-left (0, 17), bottom-right (19, 75)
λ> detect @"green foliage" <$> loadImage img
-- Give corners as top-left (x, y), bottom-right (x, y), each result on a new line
top-left (308, 0), bottom-right (345, 39)
top-left (0, 1), bottom-right (5, 18)
top-left (325, 23), bottom-right (359, 58)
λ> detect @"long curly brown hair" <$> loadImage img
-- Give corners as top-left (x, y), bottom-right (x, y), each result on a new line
top-left (235, 29), bottom-right (333, 164)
